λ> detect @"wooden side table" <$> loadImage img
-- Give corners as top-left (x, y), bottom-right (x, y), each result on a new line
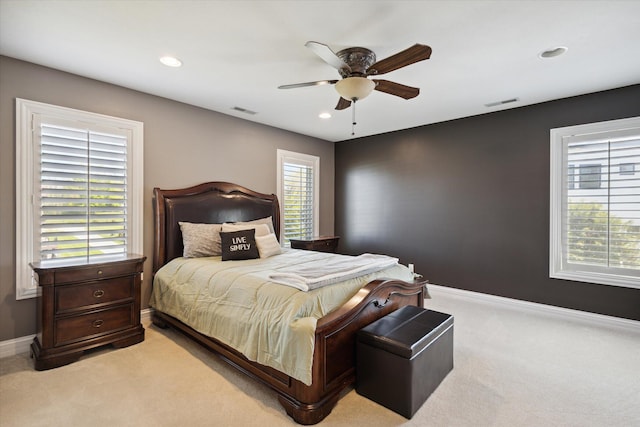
top-left (290, 236), bottom-right (340, 253)
top-left (30, 254), bottom-right (146, 370)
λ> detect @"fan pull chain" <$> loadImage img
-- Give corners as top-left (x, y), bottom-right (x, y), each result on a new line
top-left (351, 100), bottom-right (357, 136)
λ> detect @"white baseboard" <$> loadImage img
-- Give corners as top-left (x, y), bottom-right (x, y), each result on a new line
top-left (0, 308), bottom-right (155, 359)
top-left (3, 293), bottom-right (638, 359)
top-left (140, 307), bottom-right (153, 321)
top-left (0, 334), bottom-right (35, 359)
top-left (427, 284), bottom-right (640, 333)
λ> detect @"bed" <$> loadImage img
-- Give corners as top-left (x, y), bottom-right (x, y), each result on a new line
top-left (150, 181), bottom-right (428, 424)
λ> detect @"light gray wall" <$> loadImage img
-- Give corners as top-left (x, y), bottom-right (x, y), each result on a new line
top-left (0, 56), bottom-right (335, 341)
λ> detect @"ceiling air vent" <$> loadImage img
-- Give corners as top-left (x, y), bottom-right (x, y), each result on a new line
top-left (485, 98), bottom-right (519, 108)
top-left (231, 106), bottom-right (257, 115)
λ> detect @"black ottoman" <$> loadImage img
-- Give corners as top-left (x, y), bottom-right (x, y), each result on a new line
top-left (356, 305), bottom-right (454, 418)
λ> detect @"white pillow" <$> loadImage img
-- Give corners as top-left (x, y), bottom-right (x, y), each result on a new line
top-left (233, 216), bottom-right (275, 234)
top-left (179, 222), bottom-right (222, 257)
top-left (221, 222), bottom-right (270, 238)
top-left (255, 233), bottom-right (282, 258)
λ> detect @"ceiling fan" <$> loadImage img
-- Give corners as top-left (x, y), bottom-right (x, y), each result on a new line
top-left (279, 41), bottom-right (432, 111)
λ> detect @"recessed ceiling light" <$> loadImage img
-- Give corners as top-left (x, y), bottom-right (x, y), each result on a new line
top-left (319, 112), bottom-right (331, 119)
top-left (539, 46), bottom-right (568, 59)
top-left (159, 56), bottom-right (182, 67)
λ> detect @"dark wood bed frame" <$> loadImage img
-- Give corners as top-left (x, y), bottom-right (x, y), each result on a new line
top-left (151, 181), bottom-right (428, 424)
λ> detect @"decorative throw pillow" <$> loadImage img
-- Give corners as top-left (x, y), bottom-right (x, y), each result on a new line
top-left (220, 229), bottom-right (259, 261)
top-left (179, 222), bottom-right (222, 257)
top-left (221, 222), bottom-right (270, 237)
top-left (255, 233), bottom-right (281, 258)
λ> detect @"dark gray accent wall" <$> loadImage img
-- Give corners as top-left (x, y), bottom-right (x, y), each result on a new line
top-left (335, 85), bottom-right (640, 320)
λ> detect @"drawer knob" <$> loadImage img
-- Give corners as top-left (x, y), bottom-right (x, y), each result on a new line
top-left (97, 270), bottom-right (103, 275)
top-left (93, 289), bottom-right (105, 298)
top-left (92, 319), bottom-right (104, 328)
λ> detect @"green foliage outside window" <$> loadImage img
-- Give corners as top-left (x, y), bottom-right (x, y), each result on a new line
top-left (567, 202), bottom-right (640, 269)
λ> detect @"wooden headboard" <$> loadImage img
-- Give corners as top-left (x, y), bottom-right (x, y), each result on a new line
top-left (152, 181), bottom-right (280, 274)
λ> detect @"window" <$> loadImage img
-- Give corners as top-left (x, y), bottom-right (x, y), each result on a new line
top-left (16, 99), bottom-right (143, 299)
top-left (578, 164), bottom-right (602, 189)
top-left (620, 163), bottom-right (636, 175)
top-left (550, 116), bottom-right (640, 288)
top-left (276, 149), bottom-right (319, 246)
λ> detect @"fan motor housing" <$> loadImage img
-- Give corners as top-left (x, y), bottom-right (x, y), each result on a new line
top-left (336, 47), bottom-right (376, 77)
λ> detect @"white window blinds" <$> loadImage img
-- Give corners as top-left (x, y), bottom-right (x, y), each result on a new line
top-left (283, 161), bottom-right (314, 241)
top-left (564, 135), bottom-right (640, 270)
top-left (277, 150), bottom-right (319, 245)
top-left (38, 122), bottom-right (128, 261)
top-left (550, 117), bottom-right (640, 288)
top-left (16, 99), bottom-right (144, 300)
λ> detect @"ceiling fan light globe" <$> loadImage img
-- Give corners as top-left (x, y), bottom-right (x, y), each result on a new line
top-left (335, 77), bottom-right (375, 101)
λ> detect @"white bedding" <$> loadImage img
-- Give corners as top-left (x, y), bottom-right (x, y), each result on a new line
top-left (150, 249), bottom-right (414, 385)
top-left (268, 253), bottom-right (399, 291)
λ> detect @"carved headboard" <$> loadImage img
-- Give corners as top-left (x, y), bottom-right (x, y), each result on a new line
top-left (152, 182), bottom-right (280, 274)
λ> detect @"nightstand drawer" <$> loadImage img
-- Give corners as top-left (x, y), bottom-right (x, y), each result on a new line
top-left (290, 236), bottom-right (340, 253)
top-left (55, 277), bottom-right (134, 314)
top-left (54, 304), bottom-right (135, 346)
top-left (312, 239), bottom-right (338, 251)
top-left (54, 263), bottom-right (137, 284)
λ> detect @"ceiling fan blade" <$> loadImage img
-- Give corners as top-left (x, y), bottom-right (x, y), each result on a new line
top-left (367, 44), bottom-right (432, 75)
top-left (372, 79), bottom-right (420, 99)
top-left (335, 97), bottom-right (352, 110)
top-left (278, 80), bottom-right (338, 89)
top-left (305, 41), bottom-right (351, 73)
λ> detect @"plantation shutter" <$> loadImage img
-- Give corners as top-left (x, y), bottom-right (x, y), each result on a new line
top-left (282, 160), bottom-right (315, 243)
top-left (562, 129), bottom-right (640, 272)
top-left (38, 120), bottom-right (128, 261)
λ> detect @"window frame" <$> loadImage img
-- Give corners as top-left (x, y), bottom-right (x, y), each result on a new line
top-left (549, 116), bottom-right (640, 289)
top-left (276, 149), bottom-right (320, 246)
top-left (15, 99), bottom-right (144, 299)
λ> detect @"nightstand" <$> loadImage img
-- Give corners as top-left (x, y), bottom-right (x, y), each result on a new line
top-left (30, 254), bottom-right (146, 370)
top-left (290, 236), bottom-right (340, 253)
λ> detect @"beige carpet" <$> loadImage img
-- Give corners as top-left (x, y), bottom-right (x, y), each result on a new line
top-left (1, 288), bottom-right (639, 427)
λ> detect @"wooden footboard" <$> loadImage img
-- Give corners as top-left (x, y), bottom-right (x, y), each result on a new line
top-left (153, 277), bottom-right (427, 424)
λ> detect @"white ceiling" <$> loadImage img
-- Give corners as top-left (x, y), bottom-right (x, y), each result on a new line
top-left (1, 0), bottom-right (639, 142)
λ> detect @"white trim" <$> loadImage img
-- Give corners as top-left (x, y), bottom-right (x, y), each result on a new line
top-left (549, 116), bottom-right (640, 289)
top-left (0, 335), bottom-right (35, 359)
top-left (427, 284), bottom-right (640, 333)
top-left (0, 309), bottom-right (154, 358)
top-left (15, 99), bottom-right (37, 299)
top-left (15, 98), bottom-right (144, 300)
top-left (276, 149), bottom-right (320, 243)
top-left (141, 308), bottom-right (153, 323)
top-left (4, 296), bottom-right (637, 359)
